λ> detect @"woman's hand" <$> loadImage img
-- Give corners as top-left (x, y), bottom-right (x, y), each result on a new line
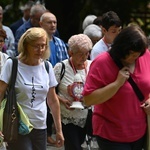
top-left (55, 131), bottom-right (64, 148)
top-left (61, 99), bottom-right (73, 110)
top-left (0, 131), bottom-right (4, 140)
top-left (141, 97), bottom-right (150, 115)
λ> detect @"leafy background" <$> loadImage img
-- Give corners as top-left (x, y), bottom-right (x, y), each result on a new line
top-left (1, 0), bottom-right (150, 42)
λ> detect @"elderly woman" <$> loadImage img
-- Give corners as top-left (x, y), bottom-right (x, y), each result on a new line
top-left (54, 34), bottom-right (93, 150)
top-left (83, 24), bottom-right (102, 46)
top-left (82, 15), bottom-right (97, 31)
top-left (0, 27), bottom-right (64, 150)
top-left (83, 24), bottom-right (102, 60)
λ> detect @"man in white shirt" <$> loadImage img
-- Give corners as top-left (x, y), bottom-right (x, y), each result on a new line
top-left (90, 11), bottom-right (122, 60)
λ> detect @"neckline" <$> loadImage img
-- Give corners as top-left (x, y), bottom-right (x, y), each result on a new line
top-left (69, 58), bottom-right (87, 75)
top-left (18, 59), bottom-right (43, 67)
top-left (103, 37), bottom-right (111, 49)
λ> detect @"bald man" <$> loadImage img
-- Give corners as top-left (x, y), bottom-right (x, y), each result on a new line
top-left (40, 12), bottom-right (69, 66)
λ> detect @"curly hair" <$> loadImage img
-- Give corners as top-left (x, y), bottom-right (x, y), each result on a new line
top-left (68, 34), bottom-right (93, 53)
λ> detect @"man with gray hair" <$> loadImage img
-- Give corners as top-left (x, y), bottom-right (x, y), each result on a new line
top-left (15, 3), bottom-right (46, 54)
top-left (10, 1), bottom-right (34, 36)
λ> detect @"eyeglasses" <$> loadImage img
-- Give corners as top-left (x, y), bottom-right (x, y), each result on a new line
top-left (0, 40), bottom-right (4, 43)
top-left (29, 44), bottom-right (47, 51)
top-left (76, 52), bottom-right (89, 57)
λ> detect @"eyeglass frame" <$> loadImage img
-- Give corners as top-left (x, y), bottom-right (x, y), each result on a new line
top-left (28, 43), bottom-right (47, 51)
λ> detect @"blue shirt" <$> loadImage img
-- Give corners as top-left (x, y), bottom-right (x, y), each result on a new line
top-left (49, 36), bottom-right (69, 67)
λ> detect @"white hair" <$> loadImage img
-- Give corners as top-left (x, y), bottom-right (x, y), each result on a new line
top-left (83, 24), bottom-right (102, 38)
top-left (82, 15), bottom-right (97, 30)
top-left (68, 34), bottom-right (93, 53)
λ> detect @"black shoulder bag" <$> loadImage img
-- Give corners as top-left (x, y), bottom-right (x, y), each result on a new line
top-left (3, 57), bottom-right (19, 143)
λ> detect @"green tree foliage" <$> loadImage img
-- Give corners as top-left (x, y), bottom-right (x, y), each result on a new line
top-left (1, 0), bottom-right (150, 39)
top-left (1, 0), bottom-right (27, 26)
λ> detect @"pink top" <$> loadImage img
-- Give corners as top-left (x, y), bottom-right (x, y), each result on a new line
top-left (83, 50), bottom-right (150, 142)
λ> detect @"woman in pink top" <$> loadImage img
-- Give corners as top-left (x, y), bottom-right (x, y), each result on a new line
top-left (83, 25), bottom-right (150, 150)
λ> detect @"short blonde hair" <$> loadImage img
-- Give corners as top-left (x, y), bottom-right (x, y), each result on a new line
top-left (68, 34), bottom-right (93, 53)
top-left (18, 27), bottom-right (50, 60)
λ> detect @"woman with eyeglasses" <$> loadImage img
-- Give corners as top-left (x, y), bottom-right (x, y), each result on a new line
top-left (54, 34), bottom-right (93, 150)
top-left (0, 27), bottom-right (64, 150)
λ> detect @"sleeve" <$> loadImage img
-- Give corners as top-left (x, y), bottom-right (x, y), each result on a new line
top-left (53, 62), bottom-right (64, 83)
top-left (82, 59), bottom-right (104, 96)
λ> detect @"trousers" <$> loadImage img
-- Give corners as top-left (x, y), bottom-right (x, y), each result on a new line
top-left (8, 129), bottom-right (47, 150)
top-left (62, 123), bottom-right (86, 150)
top-left (96, 135), bottom-right (145, 150)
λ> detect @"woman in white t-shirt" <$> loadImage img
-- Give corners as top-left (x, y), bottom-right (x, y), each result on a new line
top-left (0, 27), bottom-right (64, 150)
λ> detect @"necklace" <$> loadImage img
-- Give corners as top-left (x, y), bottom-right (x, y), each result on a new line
top-left (69, 58), bottom-right (87, 83)
top-left (69, 58), bottom-right (87, 75)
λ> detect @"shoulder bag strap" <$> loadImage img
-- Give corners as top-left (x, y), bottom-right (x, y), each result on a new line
top-left (44, 60), bottom-right (49, 74)
top-left (60, 62), bottom-right (65, 80)
top-left (9, 57), bottom-right (18, 89)
top-left (44, 60), bottom-right (65, 81)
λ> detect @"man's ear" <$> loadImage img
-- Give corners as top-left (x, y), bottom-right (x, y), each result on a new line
top-left (39, 21), bottom-right (42, 27)
top-left (68, 49), bottom-right (72, 57)
top-left (101, 26), bottom-right (107, 34)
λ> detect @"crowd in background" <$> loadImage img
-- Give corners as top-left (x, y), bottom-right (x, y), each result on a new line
top-left (0, 1), bottom-right (150, 150)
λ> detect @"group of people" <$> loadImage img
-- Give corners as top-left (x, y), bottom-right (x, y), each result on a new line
top-left (0, 1), bottom-right (150, 150)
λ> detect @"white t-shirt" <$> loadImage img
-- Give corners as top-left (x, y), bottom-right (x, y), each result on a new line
top-left (90, 38), bottom-right (111, 60)
top-left (0, 59), bottom-right (57, 129)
